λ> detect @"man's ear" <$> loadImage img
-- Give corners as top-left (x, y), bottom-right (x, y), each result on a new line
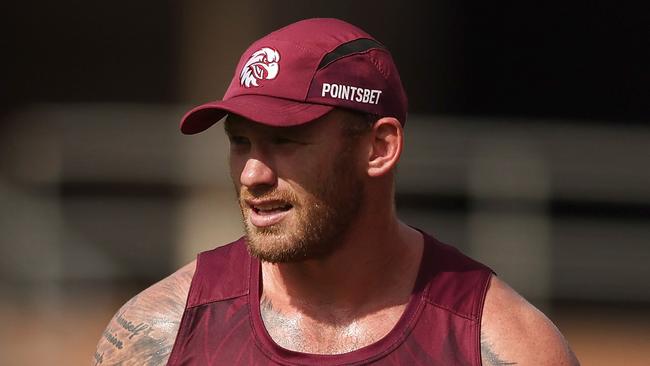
top-left (367, 117), bottom-right (403, 177)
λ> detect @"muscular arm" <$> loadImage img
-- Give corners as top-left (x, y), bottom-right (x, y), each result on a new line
top-left (93, 261), bottom-right (196, 366)
top-left (480, 275), bottom-right (580, 366)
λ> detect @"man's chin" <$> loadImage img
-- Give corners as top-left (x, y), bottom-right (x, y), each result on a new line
top-left (244, 233), bottom-right (329, 264)
top-left (245, 240), bottom-right (305, 264)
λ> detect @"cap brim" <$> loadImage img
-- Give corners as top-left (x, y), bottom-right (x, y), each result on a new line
top-left (180, 94), bottom-right (335, 134)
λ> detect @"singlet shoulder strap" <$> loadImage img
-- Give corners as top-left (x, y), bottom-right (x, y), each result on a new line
top-left (185, 237), bottom-right (251, 308)
top-left (420, 234), bottom-right (494, 321)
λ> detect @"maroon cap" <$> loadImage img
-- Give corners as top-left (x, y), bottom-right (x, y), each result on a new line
top-left (180, 18), bottom-right (408, 134)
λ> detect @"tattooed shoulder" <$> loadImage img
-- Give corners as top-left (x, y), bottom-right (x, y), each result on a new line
top-left (481, 276), bottom-right (580, 366)
top-left (93, 261), bottom-right (196, 366)
top-left (481, 331), bottom-right (517, 366)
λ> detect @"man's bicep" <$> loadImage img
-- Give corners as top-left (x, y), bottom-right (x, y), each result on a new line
top-left (93, 261), bottom-right (195, 365)
top-left (93, 294), bottom-right (179, 366)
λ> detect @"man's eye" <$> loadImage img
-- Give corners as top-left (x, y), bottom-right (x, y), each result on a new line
top-left (229, 136), bottom-right (249, 145)
top-left (273, 137), bottom-right (295, 145)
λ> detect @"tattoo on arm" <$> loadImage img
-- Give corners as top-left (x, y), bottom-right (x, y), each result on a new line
top-left (93, 351), bottom-right (104, 365)
top-left (93, 264), bottom-right (194, 365)
top-left (481, 332), bottom-right (517, 366)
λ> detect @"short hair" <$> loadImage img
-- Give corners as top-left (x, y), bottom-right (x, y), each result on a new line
top-left (340, 110), bottom-right (378, 138)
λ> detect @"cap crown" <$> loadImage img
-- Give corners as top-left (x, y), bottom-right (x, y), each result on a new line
top-left (224, 18), bottom-right (408, 124)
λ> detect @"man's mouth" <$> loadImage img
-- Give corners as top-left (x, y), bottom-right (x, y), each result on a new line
top-left (247, 200), bottom-right (293, 227)
top-left (251, 202), bottom-right (293, 215)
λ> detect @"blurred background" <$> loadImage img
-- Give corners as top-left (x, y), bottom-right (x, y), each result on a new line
top-left (1, 1), bottom-right (648, 365)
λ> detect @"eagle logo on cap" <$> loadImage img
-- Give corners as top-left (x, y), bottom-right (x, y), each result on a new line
top-left (240, 47), bottom-right (280, 88)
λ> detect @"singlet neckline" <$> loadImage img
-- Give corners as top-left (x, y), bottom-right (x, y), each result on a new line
top-left (248, 233), bottom-right (434, 365)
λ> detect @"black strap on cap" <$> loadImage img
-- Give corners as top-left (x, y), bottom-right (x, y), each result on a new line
top-left (317, 38), bottom-right (387, 69)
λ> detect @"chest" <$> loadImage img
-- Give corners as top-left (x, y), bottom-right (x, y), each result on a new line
top-left (260, 303), bottom-right (406, 354)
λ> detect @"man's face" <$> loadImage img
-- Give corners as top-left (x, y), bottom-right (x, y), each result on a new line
top-left (225, 110), bottom-right (366, 263)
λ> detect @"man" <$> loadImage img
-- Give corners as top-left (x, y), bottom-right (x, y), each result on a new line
top-left (95, 18), bottom-right (579, 365)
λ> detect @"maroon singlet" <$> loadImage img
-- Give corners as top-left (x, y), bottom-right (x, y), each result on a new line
top-left (167, 232), bottom-right (493, 365)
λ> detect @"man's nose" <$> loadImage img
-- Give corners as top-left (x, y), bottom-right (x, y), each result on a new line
top-left (240, 158), bottom-right (277, 189)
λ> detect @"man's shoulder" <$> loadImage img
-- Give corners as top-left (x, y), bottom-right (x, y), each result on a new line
top-left (480, 275), bottom-right (580, 366)
top-left (93, 261), bottom-right (196, 366)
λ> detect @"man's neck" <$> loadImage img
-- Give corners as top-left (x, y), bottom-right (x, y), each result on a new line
top-left (260, 216), bottom-right (424, 322)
